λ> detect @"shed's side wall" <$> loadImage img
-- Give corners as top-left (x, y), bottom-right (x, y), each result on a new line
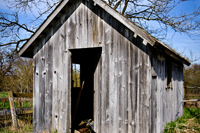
top-left (150, 51), bottom-right (184, 133)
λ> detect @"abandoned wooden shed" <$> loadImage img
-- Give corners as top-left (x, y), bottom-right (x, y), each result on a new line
top-left (18, 0), bottom-right (190, 132)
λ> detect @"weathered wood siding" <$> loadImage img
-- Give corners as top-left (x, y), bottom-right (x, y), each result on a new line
top-left (32, 0), bottom-right (184, 133)
top-left (150, 51), bottom-right (184, 133)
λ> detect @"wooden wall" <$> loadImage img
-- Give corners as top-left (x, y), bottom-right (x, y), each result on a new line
top-left (32, 0), bottom-right (184, 132)
top-left (150, 51), bottom-right (184, 133)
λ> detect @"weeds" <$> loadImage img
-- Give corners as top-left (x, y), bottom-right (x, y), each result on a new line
top-left (0, 92), bottom-right (8, 98)
top-left (164, 107), bottom-right (200, 133)
top-left (0, 121), bottom-right (32, 133)
top-left (0, 101), bottom-right (32, 109)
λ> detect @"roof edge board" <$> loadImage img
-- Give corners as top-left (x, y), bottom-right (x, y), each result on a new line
top-left (19, 0), bottom-right (157, 57)
top-left (18, 0), bottom-right (70, 56)
top-left (94, 0), bottom-right (156, 46)
top-left (154, 41), bottom-right (191, 66)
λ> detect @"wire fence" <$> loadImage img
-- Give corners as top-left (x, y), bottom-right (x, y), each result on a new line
top-left (0, 92), bottom-right (33, 132)
top-left (184, 87), bottom-right (200, 100)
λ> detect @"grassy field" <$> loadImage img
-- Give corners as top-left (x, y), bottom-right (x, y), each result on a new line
top-left (164, 107), bottom-right (200, 133)
top-left (0, 92), bottom-right (32, 109)
top-left (0, 92), bottom-right (8, 98)
top-left (0, 101), bottom-right (32, 109)
top-left (0, 92), bottom-right (33, 132)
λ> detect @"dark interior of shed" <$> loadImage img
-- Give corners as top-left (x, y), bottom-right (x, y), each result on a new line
top-left (70, 47), bottom-right (102, 132)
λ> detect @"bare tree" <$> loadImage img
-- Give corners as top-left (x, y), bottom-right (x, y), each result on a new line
top-left (0, 0), bottom-right (60, 51)
top-left (0, 48), bottom-right (33, 92)
top-left (0, 0), bottom-right (200, 50)
top-left (3, 58), bottom-right (33, 93)
top-left (105, 0), bottom-right (200, 40)
top-left (0, 12), bottom-right (34, 51)
top-left (0, 49), bottom-right (19, 91)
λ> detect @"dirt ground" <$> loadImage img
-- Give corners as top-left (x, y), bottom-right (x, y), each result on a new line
top-left (184, 101), bottom-right (200, 108)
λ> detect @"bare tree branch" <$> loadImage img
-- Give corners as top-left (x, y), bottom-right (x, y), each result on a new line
top-left (0, 0), bottom-right (199, 50)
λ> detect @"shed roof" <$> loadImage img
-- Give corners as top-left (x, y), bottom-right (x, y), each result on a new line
top-left (18, 0), bottom-right (190, 66)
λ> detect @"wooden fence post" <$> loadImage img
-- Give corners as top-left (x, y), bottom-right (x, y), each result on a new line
top-left (18, 98), bottom-right (22, 114)
top-left (8, 91), bottom-right (19, 129)
top-left (3, 99), bottom-right (5, 115)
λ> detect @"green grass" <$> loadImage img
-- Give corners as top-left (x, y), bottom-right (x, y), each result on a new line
top-left (0, 92), bottom-right (32, 109)
top-left (0, 92), bottom-right (33, 132)
top-left (164, 107), bottom-right (200, 133)
top-left (0, 101), bottom-right (32, 109)
top-left (0, 92), bottom-right (8, 98)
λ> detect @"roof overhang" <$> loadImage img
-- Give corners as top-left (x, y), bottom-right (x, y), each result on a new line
top-left (18, 0), bottom-right (190, 66)
top-left (18, 0), bottom-right (72, 57)
top-left (154, 41), bottom-right (191, 66)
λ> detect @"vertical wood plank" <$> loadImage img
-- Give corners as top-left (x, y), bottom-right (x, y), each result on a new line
top-left (87, 0), bottom-right (93, 48)
top-left (68, 10), bottom-right (76, 49)
top-left (52, 32), bottom-right (59, 131)
top-left (45, 39), bottom-right (53, 132)
top-left (139, 48), bottom-right (144, 133)
top-left (118, 35), bottom-right (123, 133)
top-left (33, 54), bottom-right (37, 132)
top-left (161, 59), bottom-right (166, 130)
top-left (94, 55), bottom-right (102, 132)
top-left (108, 16), bottom-right (115, 133)
top-left (68, 51), bottom-right (72, 132)
top-left (128, 42), bottom-right (137, 133)
top-left (75, 2), bottom-right (80, 48)
top-left (122, 30), bottom-right (129, 133)
top-left (127, 41), bottom-right (132, 133)
top-left (101, 16), bottom-right (108, 133)
top-left (84, 2), bottom-right (88, 48)
top-left (135, 48), bottom-right (140, 133)
top-left (39, 42), bottom-right (46, 131)
top-left (80, 3), bottom-right (87, 48)
top-left (94, 55), bottom-right (99, 132)
top-left (112, 21), bottom-right (119, 133)
top-left (158, 57), bottom-right (163, 133)
top-left (61, 49), bottom-right (71, 132)
top-left (103, 11), bottom-right (111, 133)
top-left (58, 23), bottom-right (67, 132)
top-left (35, 50), bottom-right (41, 132)
top-left (98, 56), bottom-right (103, 133)
top-left (150, 56), bottom-right (158, 133)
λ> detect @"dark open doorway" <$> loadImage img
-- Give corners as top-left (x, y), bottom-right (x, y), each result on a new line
top-left (70, 47), bottom-right (102, 132)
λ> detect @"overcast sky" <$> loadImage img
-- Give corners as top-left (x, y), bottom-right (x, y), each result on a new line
top-left (0, 0), bottom-right (199, 64)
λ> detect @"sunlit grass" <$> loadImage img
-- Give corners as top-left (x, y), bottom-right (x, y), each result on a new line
top-left (164, 107), bottom-right (200, 133)
top-left (0, 92), bottom-right (8, 98)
